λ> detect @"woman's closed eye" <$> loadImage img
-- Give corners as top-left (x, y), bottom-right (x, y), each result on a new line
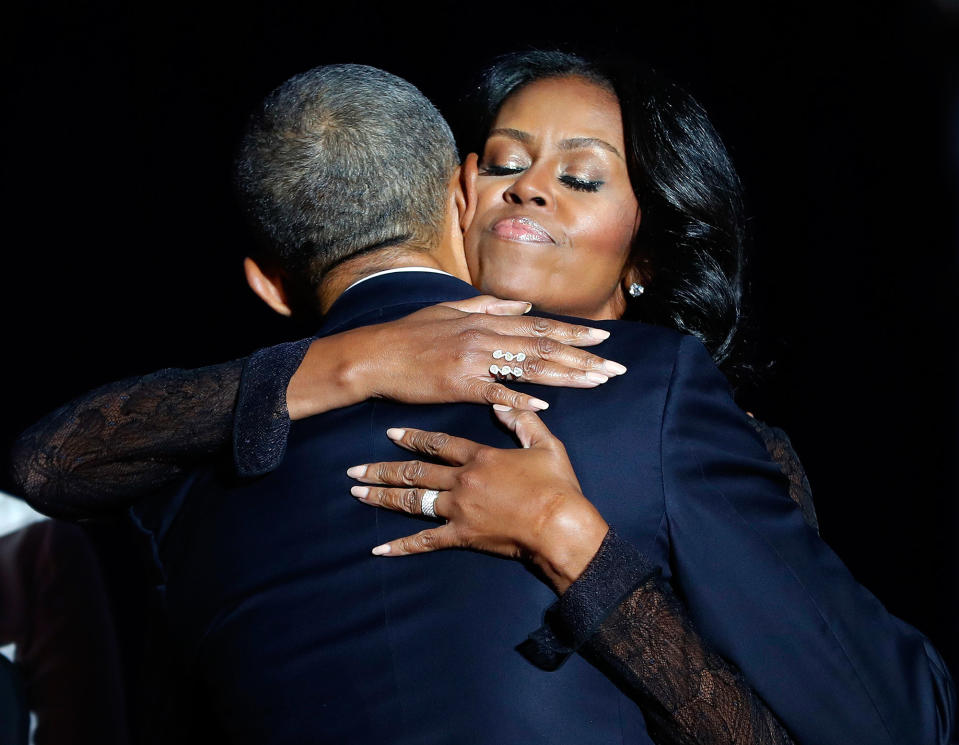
top-left (480, 163), bottom-right (604, 193)
top-left (481, 163), bottom-right (526, 176)
top-left (559, 174), bottom-right (603, 192)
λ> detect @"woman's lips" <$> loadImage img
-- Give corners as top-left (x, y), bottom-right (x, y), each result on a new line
top-left (491, 217), bottom-right (554, 244)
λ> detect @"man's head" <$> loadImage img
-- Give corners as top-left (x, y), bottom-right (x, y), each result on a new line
top-left (234, 64), bottom-right (468, 316)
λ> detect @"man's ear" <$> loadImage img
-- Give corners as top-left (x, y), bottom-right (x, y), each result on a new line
top-left (243, 256), bottom-right (293, 317)
top-left (457, 153), bottom-right (480, 233)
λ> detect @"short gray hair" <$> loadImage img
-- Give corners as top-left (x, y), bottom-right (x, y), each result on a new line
top-left (234, 64), bottom-right (459, 296)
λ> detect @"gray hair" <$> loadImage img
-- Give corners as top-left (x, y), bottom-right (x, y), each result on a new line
top-left (234, 64), bottom-right (459, 299)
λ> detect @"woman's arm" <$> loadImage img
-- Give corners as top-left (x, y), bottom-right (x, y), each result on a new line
top-left (9, 359), bottom-right (246, 520)
top-left (10, 297), bottom-right (622, 519)
top-left (347, 409), bottom-right (796, 745)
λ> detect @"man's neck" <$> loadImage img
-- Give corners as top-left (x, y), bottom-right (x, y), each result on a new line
top-left (317, 250), bottom-right (467, 314)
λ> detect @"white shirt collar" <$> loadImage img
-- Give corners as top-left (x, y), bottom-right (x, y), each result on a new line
top-left (343, 266), bottom-right (456, 294)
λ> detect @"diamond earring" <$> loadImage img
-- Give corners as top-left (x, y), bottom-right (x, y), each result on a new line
top-left (628, 282), bottom-right (645, 297)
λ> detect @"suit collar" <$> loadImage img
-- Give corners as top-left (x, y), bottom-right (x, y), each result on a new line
top-left (319, 270), bottom-right (479, 334)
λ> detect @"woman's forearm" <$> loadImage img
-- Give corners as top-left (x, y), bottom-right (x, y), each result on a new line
top-left (522, 530), bottom-right (796, 745)
top-left (9, 360), bottom-right (246, 519)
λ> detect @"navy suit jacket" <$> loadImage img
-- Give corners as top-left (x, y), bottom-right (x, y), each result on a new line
top-left (136, 271), bottom-right (953, 744)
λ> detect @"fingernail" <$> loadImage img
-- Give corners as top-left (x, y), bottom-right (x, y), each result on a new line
top-left (351, 486), bottom-right (370, 499)
top-left (492, 404), bottom-right (512, 412)
top-left (586, 372), bottom-right (609, 384)
top-left (371, 544), bottom-right (391, 555)
top-left (346, 465), bottom-right (367, 478)
top-left (523, 302), bottom-right (532, 313)
top-left (588, 328), bottom-right (610, 340)
top-left (604, 360), bottom-right (627, 375)
top-left (386, 428), bottom-right (406, 441)
top-left (530, 398), bottom-right (549, 410)
top-left (493, 300), bottom-right (530, 314)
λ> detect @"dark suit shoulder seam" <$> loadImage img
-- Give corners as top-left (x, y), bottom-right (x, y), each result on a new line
top-left (657, 336), bottom-right (683, 524)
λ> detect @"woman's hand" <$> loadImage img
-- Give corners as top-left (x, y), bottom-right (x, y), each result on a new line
top-left (347, 406), bottom-right (610, 594)
top-left (287, 296), bottom-right (626, 419)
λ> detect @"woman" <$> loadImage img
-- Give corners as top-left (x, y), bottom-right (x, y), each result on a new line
top-left (12, 52), bottom-right (940, 744)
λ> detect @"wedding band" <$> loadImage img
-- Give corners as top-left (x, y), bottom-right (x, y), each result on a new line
top-left (421, 489), bottom-right (440, 518)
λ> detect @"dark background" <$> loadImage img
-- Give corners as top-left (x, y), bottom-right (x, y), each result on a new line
top-left (4, 0), bottom-right (958, 689)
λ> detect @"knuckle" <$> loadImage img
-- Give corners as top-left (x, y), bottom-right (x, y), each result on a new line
top-left (403, 488), bottom-right (419, 513)
top-left (458, 469), bottom-right (483, 492)
top-left (514, 410), bottom-right (539, 428)
top-left (396, 536), bottom-right (415, 554)
top-left (467, 448), bottom-right (494, 470)
top-left (534, 337), bottom-right (558, 357)
top-left (456, 328), bottom-right (484, 347)
top-left (581, 353), bottom-right (602, 370)
top-left (401, 461), bottom-right (426, 485)
top-left (530, 317), bottom-right (553, 335)
top-left (423, 431), bottom-right (451, 456)
top-left (523, 357), bottom-right (545, 376)
top-left (480, 382), bottom-right (501, 404)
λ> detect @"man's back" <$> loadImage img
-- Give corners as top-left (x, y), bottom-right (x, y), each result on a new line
top-left (148, 271), bottom-right (683, 743)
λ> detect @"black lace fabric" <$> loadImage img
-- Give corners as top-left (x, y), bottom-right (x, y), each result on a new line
top-left (8, 362), bottom-right (243, 520)
top-left (746, 418), bottom-right (818, 533)
top-left (521, 525), bottom-right (798, 745)
top-left (587, 568), bottom-right (795, 744)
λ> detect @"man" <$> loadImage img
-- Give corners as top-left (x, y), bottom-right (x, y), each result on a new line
top-left (130, 63), bottom-right (951, 744)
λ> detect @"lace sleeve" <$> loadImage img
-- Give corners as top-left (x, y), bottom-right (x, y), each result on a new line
top-left (9, 362), bottom-right (243, 520)
top-left (520, 530), bottom-right (795, 745)
top-left (9, 338), bottom-right (315, 520)
top-left (746, 418), bottom-right (818, 533)
top-left (588, 576), bottom-right (795, 743)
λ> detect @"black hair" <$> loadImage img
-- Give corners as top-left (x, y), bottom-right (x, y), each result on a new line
top-left (234, 64), bottom-right (460, 315)
top-left (465, 50), bottom-right (754, 388)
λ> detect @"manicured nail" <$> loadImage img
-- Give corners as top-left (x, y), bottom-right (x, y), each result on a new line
top-left (588, 328), bottom-right (611, 340)
top-left (386, 428), bottom-right (406, 441)
top-left (586, 372), bottom-right (609, 384)
top-left (371, 544), bottom-right (391, 555)
top-left (604, 360), bottom-right (627, 375)
top-left (530, 398), bottom-right (549, 410)
top-left (492, 404), bottom-right (512, 412)
top-left (346, 465), bottom-right (367, 478)
top-left (351, 486), bottom-right (370, 499)
top-left (493, 300), bottom-right (531, 314)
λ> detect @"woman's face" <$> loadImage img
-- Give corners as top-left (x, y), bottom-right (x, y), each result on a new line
top-left (465, 76), bottom-right (640, 320)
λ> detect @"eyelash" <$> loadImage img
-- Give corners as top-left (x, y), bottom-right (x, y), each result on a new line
top-left (481, 164), bottom-right (604, 193)
top-left (559, 175), bottom-right (603, 193)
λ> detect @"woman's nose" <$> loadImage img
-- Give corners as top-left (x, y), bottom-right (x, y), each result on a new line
top-left (504, 170), bottom-right (550, 207)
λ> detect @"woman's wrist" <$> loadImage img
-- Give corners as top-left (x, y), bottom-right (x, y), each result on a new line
top-left (286, 329), bottom-right (374, 420)
top-left (533, 501), bottom-right (610, 595)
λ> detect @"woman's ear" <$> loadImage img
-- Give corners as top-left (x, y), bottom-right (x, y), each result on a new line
top-left (458, 153), bottom-right (480, 233)
top-left (244, 256), bottom-right (293, 317)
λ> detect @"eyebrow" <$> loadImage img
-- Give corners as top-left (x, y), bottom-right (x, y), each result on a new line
top-left (487, 128), bottom-right (624, 160)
